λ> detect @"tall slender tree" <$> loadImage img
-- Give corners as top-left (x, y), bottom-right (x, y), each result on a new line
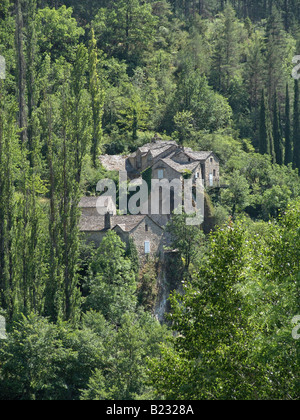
top-left (273, 91), bottom-right (284, 165)
top-left (259, 89), bottom-right (274, 160)
top-left (293, 79), bottom-right (300, 170)
top-left (88, 29), bottom-right (104, 167)
top-left (15, 0), bottom-right (27, 144)
top-left (24, 0), bottom-right (39, 168)
top-left (285, 84), bottom-right (292, 166)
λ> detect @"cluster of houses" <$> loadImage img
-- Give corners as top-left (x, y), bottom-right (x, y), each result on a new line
top-left (79, 135), bottom-right (220, 260)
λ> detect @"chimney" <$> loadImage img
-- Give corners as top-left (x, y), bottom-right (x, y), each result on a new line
top-left (152, 133), bottom-right (162, 143)
top-left (105, 211), bottom-right (112, 230)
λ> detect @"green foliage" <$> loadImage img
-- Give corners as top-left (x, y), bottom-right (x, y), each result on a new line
top-left (166, 213), bottom-right (205, 275)
top-left (80, 310), bottom-right (169, 400)
top-left (141, 166), bottom-right (152, 192)
top-left (93, 0), bottom-right (158, 65)
top-left (1, 0), bottom-right (300, 401)
top-left (138, 259), bottom-right (158, 311)
top-left (85, 231), bottom-right (137, 325)
top-left (0, 314), bottom-right (103, 400)
top-left (149, 211), bottom-right (300, 399)
top-left (221, 170), bottom-right (251, 218)
top-left (36, 6), bottom-right (84, 62)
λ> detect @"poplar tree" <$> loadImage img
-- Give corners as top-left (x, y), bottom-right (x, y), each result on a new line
top-left (15, 0), bottom-right (27, 143)
top-left (24, 0), bottom-right (40, 168)
top-left (0, 81), bottom-right (20, 320)
top-left (88, 29), bottom-right (104, 167)
top-left (57, 45), bottom-right (91, 322)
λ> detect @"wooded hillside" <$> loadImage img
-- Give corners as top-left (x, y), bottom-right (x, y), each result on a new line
top-left (0, 0), bottom-right (299, 400)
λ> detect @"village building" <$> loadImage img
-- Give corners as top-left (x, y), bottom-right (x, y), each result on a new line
top-left (79, 211), bottom-right (168, 259)
top-left (81, 136), bottom-right (220, 259)
top-left (100, 135), bottom-right (220, 187)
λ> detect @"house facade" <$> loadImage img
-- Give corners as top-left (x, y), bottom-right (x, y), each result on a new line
top-left (79, 210), bottom-right (168, 259)
top-left (120, 136), bottom-right (219, 187)
top-left (79, 136), bottom-right (220, 260)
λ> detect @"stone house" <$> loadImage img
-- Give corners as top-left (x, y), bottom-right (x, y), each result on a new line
top-left (80, 136), bottom-right (220, 260)
top-left (124, 136), bottom-right (219, 187)
top-left (127, 135), bottom-right (177, 173)
top-left (99, 135), bottom-right (220, 187)
top-left (151, 157), bottom-right (202, 183)
top-left (79, 211), bottom-right (168, 259)
top-left (171, 148), bottom-right (220, 187)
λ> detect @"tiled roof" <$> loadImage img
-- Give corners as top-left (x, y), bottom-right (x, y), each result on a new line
top-left (79, 214), bottom-right (165, 232)
top-left (154, 158), bottom-right (200, 173)
top-left (79, 215), bottom-right (146, 232)
top-left (99, 154), bottom-right (128, 171)
top-left (138, 141), bottom-right (177, 153)
top-left (79, 196), bottom-right (112, 208)
top-left (184, 151), bottom-right (214, 161)
top-left (150, 144), bottom-right (175, 158)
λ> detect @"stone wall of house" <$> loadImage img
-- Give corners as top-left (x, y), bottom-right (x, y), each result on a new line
top-left (130, 217), bottom-right (166, 260)
top-left (141, 154), bottom-right (149, 171)
top-left (152, 162), bottom-right (181, 181)
top-left (204, 155), bottom-right (220, 186)
top-left (192, 163), bottom-right (202, 182)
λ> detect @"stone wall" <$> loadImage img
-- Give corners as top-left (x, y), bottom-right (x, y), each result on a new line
top-left (130, 217), bottom-right (166, 260)
top-left (204, 155), bottom-right (220, 186)
top-left (152, 161), bottom-right (181, 181)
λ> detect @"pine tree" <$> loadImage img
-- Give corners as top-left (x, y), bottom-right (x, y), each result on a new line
top-left (244, 32), bottom-right (265, 143)
top-left (211, 4), bottom-right (241, 95)
top-left (293, 79), bottom-right (300, 170)
top-left (285, 84), bottom-right (292, 166)
top-left (265, 8), bottom-right (289, 106)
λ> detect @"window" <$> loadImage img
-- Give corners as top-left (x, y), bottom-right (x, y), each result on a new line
top-left (213, 169), bottom-right (216, 177)
top-left (144, 241), bottom-right (150, 254)
top-left (145, 224), bottom-right (149, 232)
top-left (210, 157), bottom-right (213, 163)
top-left (158, 169), bottom-right (164, 179)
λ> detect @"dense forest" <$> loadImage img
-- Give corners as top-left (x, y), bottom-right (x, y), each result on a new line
top-left (0, 0), bottom-right (299, 400)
